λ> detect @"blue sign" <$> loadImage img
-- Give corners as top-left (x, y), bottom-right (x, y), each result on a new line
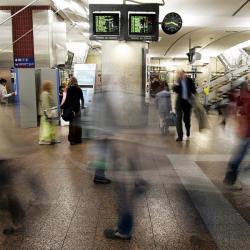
top-left (14, 57), bottom-right (35, 68)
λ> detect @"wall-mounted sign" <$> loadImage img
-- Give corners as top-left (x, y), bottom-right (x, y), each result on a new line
top-left (161, 12), bottom-right (182, 35)
top-left (14, 57), bottom-right (35, 68)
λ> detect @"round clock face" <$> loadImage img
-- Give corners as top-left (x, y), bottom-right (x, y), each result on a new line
top-left (162, 12), bottom-right (182, 35)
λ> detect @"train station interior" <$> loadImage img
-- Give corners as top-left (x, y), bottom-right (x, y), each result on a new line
top-left (0, 0), bottom-right (250, 249)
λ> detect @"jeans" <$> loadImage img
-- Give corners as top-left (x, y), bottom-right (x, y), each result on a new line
top-left (224, 138), bottom-right (250, 185)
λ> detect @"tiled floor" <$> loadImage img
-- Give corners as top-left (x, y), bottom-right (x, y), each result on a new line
top-left (0, 111), bottom-right (249, 250)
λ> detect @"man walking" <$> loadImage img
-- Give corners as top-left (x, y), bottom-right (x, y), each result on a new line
top-left (173, 70), bottom-right (196, 141)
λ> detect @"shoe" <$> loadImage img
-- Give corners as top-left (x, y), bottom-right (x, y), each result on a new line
top-left (70, 141), bottom-right (82, 145)
top-left (94, 177), bottom-right (111, 184)
top-left (224, 170), bottom-right (237, 185)
top-left (39, 141), bottom-right (51, 145)
top-left (104, 228), bottom-right (131, 240)
top-left (176, 137), bottom-right (183, 142)
top-left (3, 226), bottom-right (25, 235)
top-left (51, 139), bottom-right (61, 144)
top-left (134, 179), bottom-right (150, 196)
top-left (224, 182), bottom-right (242, 191)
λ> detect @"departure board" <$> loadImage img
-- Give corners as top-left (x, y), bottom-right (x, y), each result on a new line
top-left (93, 13), bottom-right (120, 35)
top-left (129, 14), bottom-right (156, 35)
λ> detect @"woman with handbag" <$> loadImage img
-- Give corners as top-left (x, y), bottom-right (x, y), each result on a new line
top-left (39, 81), bottom-right (59, 145)
top-left (61, 77), bottom-right (84, 145)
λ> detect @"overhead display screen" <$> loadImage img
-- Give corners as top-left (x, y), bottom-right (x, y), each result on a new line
top-left (129, 13), bottom-right (156, 35)
top-left (89, 4), bottom-right (159, 41)
top-left (93, 13), bottom-right (120, 35)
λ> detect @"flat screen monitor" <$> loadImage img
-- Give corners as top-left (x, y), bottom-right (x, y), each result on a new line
top-left (129, 13), bottom-right (156, 36)
top-left (93, 12), bottom-right (120, 35)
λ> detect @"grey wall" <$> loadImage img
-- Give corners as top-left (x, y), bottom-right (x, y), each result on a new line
top-left (36, 68), bottom-right (59, 107)
top-left (17, 69), bottom-right (37, 128)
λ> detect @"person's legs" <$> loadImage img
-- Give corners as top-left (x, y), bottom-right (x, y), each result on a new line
top-left (224, 138), bottom-right (250, 185)
top-left (183, 101), bottom-right (192, 137)
top-left (176, 101), bottom-right (183, 140)
top-left (104, 141), bottom-right (133, 240)
top-left (93, 139), bottom-right (111, 184)
top-left (69, 113), bottom-right (82, 145)
top-left (49, 122), bottom-right (59, 143)
top-left (159, 115), bottom-right (164, 129)
top-left (39, 116), bottom-right (52, 144)
top-left (159, 112), bottom-right (168, 134)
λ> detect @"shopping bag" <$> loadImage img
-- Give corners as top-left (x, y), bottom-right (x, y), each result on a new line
top-left (44, 106), bottom-right (58, 120)
top-left (166, 112), bottom-right (177, 127)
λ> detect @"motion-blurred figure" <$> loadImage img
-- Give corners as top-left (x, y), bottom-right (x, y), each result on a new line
top-left (61, 77), bottom-right (84, 145)
top-left (219, 89), bottom-right (239, 127)
top-left (0, 78), bottom-right (15, 105)
top-left (224, 81), bottom-right (250, 189)
top-left (0, 106), bottom-right (47, 235)
top-left (0, 159), bottom-right (25, 235)
top-left (86, 85), bottom-right (149, 239)
top-left (155, 83), bottom-right (172, 134)
top-left (173, 70), bottom-right (196, 141)
top-left (104, 140), bottom-right (148, 240)
top-left (203, 80), bottom-right (210, 112)
top-left (39, 80), bottom-right (60, 145)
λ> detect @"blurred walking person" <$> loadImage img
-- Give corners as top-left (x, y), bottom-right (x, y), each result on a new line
top-left (61, 77), bottom-right (84, 145)
top-left (155, 83), bottom-right (172, 134)
top-left (39, 80), bottom-right (59, 145)
top-left (203, 80), bottom-right (210, 112)
top-left (224, 81), bottom-right (250, 190)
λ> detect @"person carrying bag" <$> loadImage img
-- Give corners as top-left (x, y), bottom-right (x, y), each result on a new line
top-left (61, 77), bottom-right (84, 145)
top-left (39, 81), bottom-right (60, 145)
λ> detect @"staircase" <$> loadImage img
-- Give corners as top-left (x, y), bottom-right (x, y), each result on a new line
top-left (205, 49), bottom-right (250, 110)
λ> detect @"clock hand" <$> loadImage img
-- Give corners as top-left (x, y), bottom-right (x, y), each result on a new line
top-left (164, 21), bottom-right (179, 27)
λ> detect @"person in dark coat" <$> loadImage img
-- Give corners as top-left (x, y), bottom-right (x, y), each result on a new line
top-left (61, 77), bottom-right (84, 145)
top-left (173, 70), bottom-right (196, 141)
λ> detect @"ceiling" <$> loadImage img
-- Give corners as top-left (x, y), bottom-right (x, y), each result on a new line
top-left (150, 0), bottom-right (250, 61)
top-left (1, 0), bottom-right (250, 61)
top-left (0, 0), bottom-right (50, 5)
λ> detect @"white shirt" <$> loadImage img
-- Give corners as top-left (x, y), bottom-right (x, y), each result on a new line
top-left (0, 84), bottom-right (12, 104)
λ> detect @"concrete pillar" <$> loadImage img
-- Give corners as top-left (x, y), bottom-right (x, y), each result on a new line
top-left (102, 41), bottom-right (146, 94)
top-left (101, 41), bottom-right (148, 127)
